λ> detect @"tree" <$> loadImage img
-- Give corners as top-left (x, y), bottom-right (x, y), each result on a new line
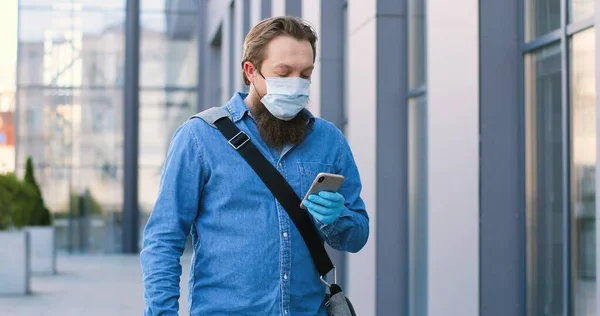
top-left (0, 173), bottom-right (36, 230)
top-left (23, 157), bottom-right (52, 226)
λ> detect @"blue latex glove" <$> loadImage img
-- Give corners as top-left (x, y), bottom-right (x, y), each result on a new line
top-left (301, 191), bottom-right (345, 225)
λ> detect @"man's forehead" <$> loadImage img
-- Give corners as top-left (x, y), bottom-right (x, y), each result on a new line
top-left (263, 35), bottom-right (314, 66)
top-left (263, 50), bottom-right (314, 70)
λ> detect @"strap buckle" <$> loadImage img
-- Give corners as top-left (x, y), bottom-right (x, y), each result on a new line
top-left (320, 265), bottom-right (337, 288)
top-left (228, 131), bottom-right (250, 150)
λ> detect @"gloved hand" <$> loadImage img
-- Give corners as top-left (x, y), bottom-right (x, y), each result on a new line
top-left (301, 191), bottom-right (345, 225)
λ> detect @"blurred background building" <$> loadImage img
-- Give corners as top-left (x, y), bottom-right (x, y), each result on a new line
top-left (2, 0), bottom-right (599, 315)
top-left (15, 0), bottom-right (198, 253)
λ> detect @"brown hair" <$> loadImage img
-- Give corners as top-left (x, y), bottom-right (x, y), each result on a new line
top-left (241, 16), bottom-right (318, 85)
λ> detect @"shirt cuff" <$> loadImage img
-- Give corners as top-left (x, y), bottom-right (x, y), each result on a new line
top-left (314, 209), bottom-right (353, 239)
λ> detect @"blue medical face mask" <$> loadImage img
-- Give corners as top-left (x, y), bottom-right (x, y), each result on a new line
top-left (258, 74), bottom-right (311, 121)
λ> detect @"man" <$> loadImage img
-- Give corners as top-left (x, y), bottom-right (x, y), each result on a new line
top-left (141, 16), bottom-right (369, 315)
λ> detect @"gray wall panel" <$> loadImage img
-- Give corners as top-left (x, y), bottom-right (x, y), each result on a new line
top-left (197, 0), bottom-right (207, 111)
top-left (123, 0), bottom-right (140, 254)
top-left (261, 0), bottom-right (272, 18)
top-left (320, 0), bottom-right (344, 60)
top-left (319, 60), bottom-right (345, 129)
top-left (319, 0), bottom-right (345, 129)
top-left (286, 0), bottom-right (302, 16)
top-left (317, 0), bottom-right (347, 287)
top-left (374, 0), bottom-right (408, 315)
top-left (375, 13), bottom-right (409, 316)
top-left (479, 0), bottom-right (525, 315)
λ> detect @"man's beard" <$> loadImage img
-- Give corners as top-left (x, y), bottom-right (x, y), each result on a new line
top-left (252, 101), bottom-right (313, 149)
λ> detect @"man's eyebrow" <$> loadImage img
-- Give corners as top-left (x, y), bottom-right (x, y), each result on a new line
top-left (273, 63), bottom-right (292, 70)
top-left (273, 63), bottom-right (314, 71)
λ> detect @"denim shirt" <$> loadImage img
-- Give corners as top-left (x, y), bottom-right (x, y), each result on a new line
top-left (140, 93), bottom-right (369, 315)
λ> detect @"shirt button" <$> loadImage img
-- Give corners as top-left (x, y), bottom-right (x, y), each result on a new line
top-left (284, 310), bottom-right (288, 315)
top-left (284, 274), bottom-right (288, 280)
top-left (283, 232), bottom-right (288, 238)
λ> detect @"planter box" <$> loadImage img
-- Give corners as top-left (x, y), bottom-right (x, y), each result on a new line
top-left (25, 226), bottom-right (56, 275)
top-left (0, 230), bottom-right (30, 295)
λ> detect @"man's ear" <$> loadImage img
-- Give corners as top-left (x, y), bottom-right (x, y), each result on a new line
top-left (243, 61), bottom-right (256, 84)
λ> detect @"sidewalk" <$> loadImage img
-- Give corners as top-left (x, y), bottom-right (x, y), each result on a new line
top-left (0, 254), bottom-right (191, 316)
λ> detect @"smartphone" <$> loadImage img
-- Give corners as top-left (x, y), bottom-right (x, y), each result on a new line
top-left (300, 172), bottom-right (345, 209)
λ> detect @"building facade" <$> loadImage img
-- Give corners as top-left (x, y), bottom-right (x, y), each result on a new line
top-left (14, 0), bottom-right (600, 315)
top-left (196, 0), bottom-right (599, 315)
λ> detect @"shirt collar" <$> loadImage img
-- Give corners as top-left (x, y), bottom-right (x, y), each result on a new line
top-left (224, 92), bottom-right (315, 123)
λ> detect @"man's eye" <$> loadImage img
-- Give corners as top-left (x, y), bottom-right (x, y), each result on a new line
top-left (301, 75), bottom-right (311, 79)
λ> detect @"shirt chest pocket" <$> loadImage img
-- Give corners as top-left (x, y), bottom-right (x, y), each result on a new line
top-left (297, 162), bottom-right (335, 197)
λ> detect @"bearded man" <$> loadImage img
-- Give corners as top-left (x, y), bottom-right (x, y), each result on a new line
top-left (140, 16), bottom-right (369, 316)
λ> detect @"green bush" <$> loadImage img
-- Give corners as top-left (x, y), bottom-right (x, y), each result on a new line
top-left (0, 173), bottom-right (37, 230)
top-left (23, 157), bottom-right (52, 226)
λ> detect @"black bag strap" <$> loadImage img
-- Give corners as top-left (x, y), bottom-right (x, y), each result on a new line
top-left (211, 116), bottom-right (334, 277)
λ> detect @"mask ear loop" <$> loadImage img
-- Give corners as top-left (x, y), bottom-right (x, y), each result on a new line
top-left (252, 68), bottom-right (266, 100)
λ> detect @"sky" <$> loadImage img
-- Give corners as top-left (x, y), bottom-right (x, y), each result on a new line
top-left (0, 0), bottom-right (17, 92)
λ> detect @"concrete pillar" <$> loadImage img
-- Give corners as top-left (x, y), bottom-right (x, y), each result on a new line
top-left (302, 0), bottom-right (347, 287)
top-left (250, 0), bottom-right (265, 25)
top-left (272, 0), bottom-right (301, 17)
top-left (426, 0), bottom-right (480, 315)
top-left (595, 1), bottom-right (600, 314)
top-left (234, 0), bottom-right (251, 93)
top-left (301, 1), bottom-right (322, 117)
top-left (346, 0), bottom-right (408, 315)
top-left (302, 0), bottom-right (345, 125)
top-left (221, 2), bottom-right (233, 103)
top-left (272, 0), bottom-right (286, 16)
top-left (346, 2), bottom-right (377, 311)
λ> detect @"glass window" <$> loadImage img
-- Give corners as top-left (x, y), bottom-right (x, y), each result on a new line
top-left (408, 0), bottom-right (426, 90)
top-left (138, 90), bottom-right (196, 231)
top-left (138, 90), bottom-right (194, 171)
top-left (16, 86), bottom-right (124, 253)
top-left (142, 0), bottom-right (167, 11)
top-left (142, 0), bottom-right (196, 12)
top-left (17, 2), bottom-right (127, 254)
top-left (140, 13), bottom-right (198, 88)
top-left (74, 89), bottom-right (124, 167)
top-left (69, 167), bottom-right (124, 253)
top-left (408, 96), bottom-right (427, 316)
top-left (570, 28), bottom-right (597, 316)
top-left (525, 0), bottom-right (561, 41)
top-left (18, 10), bottom-right (125, 87)
top-left (17, 89), bottom-right (72, 167)
top-left (17, 88), bottom-right (123, 166)
top-left (569, 0), bottom-right (595, 23)
top-left (19, 0), bottom-right (124, 10)
top-left (525, 44), bottom-right (565, 316)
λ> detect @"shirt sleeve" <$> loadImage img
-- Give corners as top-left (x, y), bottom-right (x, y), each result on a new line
top-left (140, 121), bottom-right (204, 315)
top-left (316, 136), bottom-right (370, 253)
